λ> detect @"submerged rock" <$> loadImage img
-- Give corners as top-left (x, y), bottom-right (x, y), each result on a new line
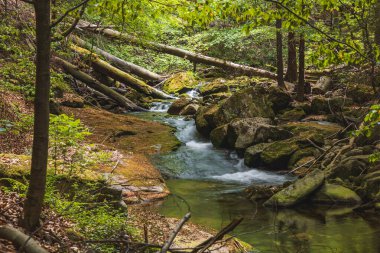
top-left (311, 183), bottom-right (361, 205)
top-left (246, 184), bottom-right (282, 201)
top-left (167, 97), bottom-right (191, 115)
top-left (264, 169), bottom-right (325, 207)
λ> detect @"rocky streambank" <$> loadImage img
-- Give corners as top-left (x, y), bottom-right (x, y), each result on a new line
top-left (166, 74), bottom-right (380, 212)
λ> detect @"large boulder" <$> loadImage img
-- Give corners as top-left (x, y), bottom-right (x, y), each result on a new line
top-left (311, 183), bottom-right (361, 205)
top-left (199, 76), bottom-right (252, 96)
top-left (163, 72), bottom-right (198, 94)
top-left (313, 76), bottom-right (333, 93)
top-left (310, 96), bottom-right (353, 114)
top-left (167, 97), bottom-right (191, 115)
top-left (213, 86), bottom-right (275, 127)
top-left (195, 104), bottom-right (219, 137)
top-left (227, 118), bottom-right (290, 150)
top-left (264, 169), bottom-right (326, 207)
top-left (210, 124), bottom-right (229, 148)
top-left (244, 143), bottom-right (272, 167)
top-left (346, 83), bottom-right (375, 104)
top-left (267, 86), bottom-right (292, 113)
top-left (179, 103), bottom-right (199, 116)
top-left (260, 139), bottom-right (299, 169)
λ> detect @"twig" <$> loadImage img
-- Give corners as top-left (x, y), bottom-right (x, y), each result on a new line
top-left (161, 212), bottom-right (191, 253)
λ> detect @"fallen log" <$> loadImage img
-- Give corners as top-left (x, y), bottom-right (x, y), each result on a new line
top-left (71, 35), bottom-right (165, 82)
top-left (70, 44), bottom-right (173, 99)
top-left (0, 225), bottom-right (49, 253)
top-left (78, 21), bottom-right (277, 80)
top-left (53, 57), bottom-right (147, 111)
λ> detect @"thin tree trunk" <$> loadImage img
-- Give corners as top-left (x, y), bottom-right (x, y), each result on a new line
top-left (375, 0), bottom-right (380, 46)
top-left (71, 36), bottom-right (165, 82)
top-left (54, 57), bottom-right (146, 111)
top-left (276, 18), bottom-right (285, 88)
top-left (23, 0), bottom-right (51, 231)
top-left (296, 32), bottom-right (305, 101)
top-left (78, 21), bottom-right (277, 80)
top-left (284, 32), bottom-right (297, 83)
top-left (70, 45), bottom-right (173, 99)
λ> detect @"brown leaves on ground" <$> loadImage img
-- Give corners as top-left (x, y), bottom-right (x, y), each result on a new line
top-left (0, 189), bottom-right (75, 252)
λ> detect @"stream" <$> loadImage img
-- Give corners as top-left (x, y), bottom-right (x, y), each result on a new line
top-left (135, 99), bottom-right (380, 253)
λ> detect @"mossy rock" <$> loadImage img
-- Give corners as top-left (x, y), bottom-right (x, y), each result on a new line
top-left (267, 86), bottom-right (292, 113)
top-left (279, 107), bottom-right (306, 121)
top-left (213, 86), bottom-right (275, 127)
top-left (311, 183), bottom-right (361, 205)
top-left (346, 83), bottom-right (375, 104)
top-left (195, 104), bottom-right (220, 137)
top-left (260, 139), bottom-right (299, 169)
top-left (282, 121), bottom-right (342, 137)
top-left (310, 96), bottom-right (353, 114)
top-left (163, 72), bottom-right (198, 94)
top-left (199, 76), bottom-right (252, 96)
top-left (167, 97), bottom-right (191, 115)
top-left (244, 143), bottom-right (272, 167)
top-left (264, 169), bottom-right (326, 207)
top-left (210, 124), bottom-right (229, 148)
top-left (288, 147), bottom-right (318, 168)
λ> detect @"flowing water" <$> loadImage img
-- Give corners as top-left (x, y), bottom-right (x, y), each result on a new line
top-left (136, 101), bottom-right (380, 253)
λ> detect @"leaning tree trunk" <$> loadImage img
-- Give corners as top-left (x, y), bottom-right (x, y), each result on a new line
top-left (71, 36), bottom-right (165, 82)
top-left (23, 0), bottom-right (51, 232)
top-left (78, 21), bottom-right (277, 80)
top-left (70, 45), bottom-right (173, 99)
top-left (284, 32), bottom-right (297, 83)
top-left (54, 57), bottom-right (146, 111)
top-left (0, 225), bottom-right (49, 253)
top-left (276, 18), bottom-right (285, 88)
top-left (296, 32), bottom-right (305, 101)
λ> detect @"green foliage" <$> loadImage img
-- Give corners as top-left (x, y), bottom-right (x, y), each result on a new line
top-left (353, 104), bottom-right (380, 163)
top-left (0, 113), bottom-right (33, 135)
top-left (49, 114), bottom-right (112, 177)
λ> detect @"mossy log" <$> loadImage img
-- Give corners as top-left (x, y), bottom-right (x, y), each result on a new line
top-left (54, 57), bottom-right (146, 111)
top-left (70, 44), bottom-right (173, 99)
top-left (71, 35), bottom-right (165, 82)
top-left (78, 21), bottom-right (277, 80)
top-left (0, 225), bottom-right (49, 253)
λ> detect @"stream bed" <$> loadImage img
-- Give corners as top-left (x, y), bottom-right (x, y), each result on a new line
top-left (135, 103), bottom-right (380, 253)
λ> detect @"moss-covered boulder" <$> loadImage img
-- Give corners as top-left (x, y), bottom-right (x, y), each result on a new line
top-left (264, 169), bottom-right (326, 207)
top-left (179, 104), bottom-right (199, 116)
top-left (244, 143), bottom-right (272, 167)
top-left (199, 76), bottom-right (252, 96)
top-left (312, 183), bottom-right (361, 205)
top-left (227, 118), bottom-right (290, 150)
top-left (282, 121), bottom-right (342, 137)
top-left (167, 97), bottom-right (191, 115)
top-left (279, 107), bottom-right (306, 121)
top-left (310, 96), bottom-right (353, 114)
top-left (260, 139), bottom-right (299, 169)
top-left (288, 147), bottom-right (318, 168)
top-left (213, 86), bottom-right (275, 127)
top-left (210, 124), bottom-right (229, 148)
top-left (267, 86), bottom-right (292, 113)
top-left (346, 83), bottom-right (375, 104)
top-left (163, 72), bottom-right (198, 94)
top-left (195, 104), bottom-right (219, 137)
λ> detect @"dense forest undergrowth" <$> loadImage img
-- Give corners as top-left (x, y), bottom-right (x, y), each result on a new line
top-left (1, 0), bottom-right (380, 252)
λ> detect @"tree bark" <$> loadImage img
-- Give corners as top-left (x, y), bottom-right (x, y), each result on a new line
top-left (296, 32), bottom-right (305, 101)
top-left (375, 0), bottom-right (380, 47)
top-left (71, 36), bottom-right (165, 82)
top-left (78, 21), bottom-right (277, 80)
top-left (276, 18), bottom-right (285, 88)
top-left (23, 0), bottom-right (51, 232)
top-left (54, 57), bottom-right (146, 111)
top-left (0, 225), bottom-right (49, 253)
top-left (284, 32), bottom-right (297, 83)
top-left (70, 45), bottom-right (173, 99)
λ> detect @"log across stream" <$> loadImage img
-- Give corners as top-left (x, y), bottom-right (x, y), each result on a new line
top-left (133, 95), bottom-right (380, 253)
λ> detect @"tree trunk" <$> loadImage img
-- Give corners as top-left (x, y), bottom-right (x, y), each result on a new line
top-left (375, 0), bottom-right (380, 46)
top-left (296, 32), bottom-right (305, 101)
top-left (276, 18), bottom-right (285, 88)
top-left (0, 225), bottom-right (49, 253)
top-left (71, 36), bottom-right (165, 82)
top-left (70, 45), bottom-right (173, 99)
top-left (284, 32), bottom-right (297, 83)
top-left (23, 0), bottom-right (51, 232)
top-left (54, 57), bottom-right (146, 111)
top-left (78, 21), bottom-right (277, 80)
